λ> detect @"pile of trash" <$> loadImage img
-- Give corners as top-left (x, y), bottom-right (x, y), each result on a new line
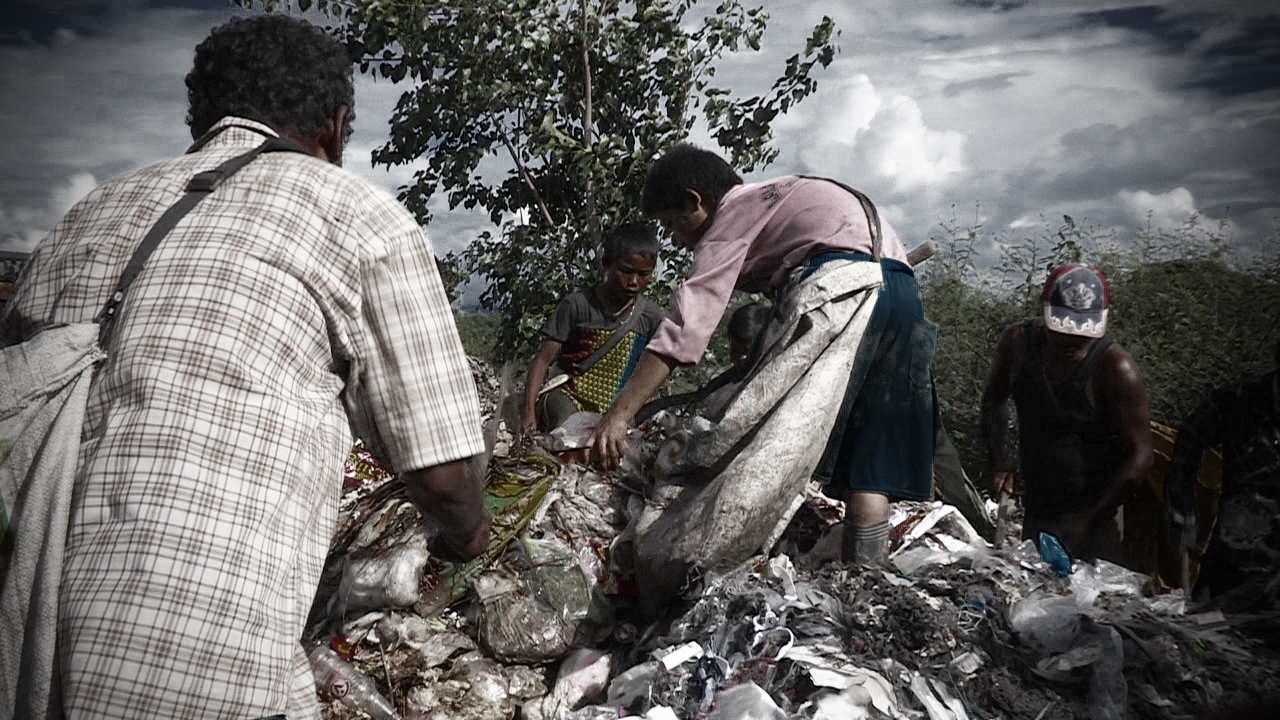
top-left (303, 360), bottom-right (1280, 720)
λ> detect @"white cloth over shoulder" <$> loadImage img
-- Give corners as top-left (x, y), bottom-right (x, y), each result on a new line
top-left (0, 322), bottom-right (104, 719)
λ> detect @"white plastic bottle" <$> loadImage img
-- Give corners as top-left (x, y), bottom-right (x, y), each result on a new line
top-left (308, 645), bottom-right (402, 720)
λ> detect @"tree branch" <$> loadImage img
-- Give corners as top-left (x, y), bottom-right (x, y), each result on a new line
top-left (489, 112), bottom-right (555, 228)
top-left (581, 0), bottom-right (599, 247)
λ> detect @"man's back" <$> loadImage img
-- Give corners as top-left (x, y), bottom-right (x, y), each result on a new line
top-left (4, 119), bottom-right (481, 717)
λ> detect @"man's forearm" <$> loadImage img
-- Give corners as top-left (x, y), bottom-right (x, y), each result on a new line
top-left (401, 454), bottom-right (490, 559)
top-left (981, 403), bottom-right (1011, 472)
top-left (1090, 449), bottom-right (1150, 527)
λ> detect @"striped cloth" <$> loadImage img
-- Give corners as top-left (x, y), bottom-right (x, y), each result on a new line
top-left (1, 117), bottom-right (484, 719)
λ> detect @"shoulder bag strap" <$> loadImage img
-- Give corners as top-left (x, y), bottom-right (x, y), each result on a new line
top-left (95, 137), bottom-right (307, 343)
top-left (572, 296), bottom-right (645, 377)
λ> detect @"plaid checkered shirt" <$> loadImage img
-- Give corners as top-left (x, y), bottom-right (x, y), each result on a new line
top-left (2, 118), bottom-right (485, 718)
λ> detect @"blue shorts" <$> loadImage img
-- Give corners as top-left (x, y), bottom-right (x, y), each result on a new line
top-left (809, 253), bottom-right (937, 501)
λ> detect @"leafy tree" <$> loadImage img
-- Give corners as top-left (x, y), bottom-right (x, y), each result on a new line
top-left (237, 0), bottom-right (837, 362)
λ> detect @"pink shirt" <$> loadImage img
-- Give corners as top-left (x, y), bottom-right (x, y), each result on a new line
top-left (646, 176), bottom-right (908, 365)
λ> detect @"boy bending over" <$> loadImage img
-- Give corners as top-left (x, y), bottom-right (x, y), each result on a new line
top-left (590, 144), bottom-right (936, 571)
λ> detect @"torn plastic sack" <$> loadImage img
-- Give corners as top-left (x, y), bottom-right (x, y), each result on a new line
top-left (631, 261), bottom-right (882, 612)
top-left (475, 535), bottom-right (595, 664)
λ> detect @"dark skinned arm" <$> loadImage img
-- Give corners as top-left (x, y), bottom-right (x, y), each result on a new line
top-left (401, 454), bottom-right (491, 562)
top-left (981, 323), bottom-right (1022, 498)
top-left (521, 338), bottom-right (562, 434)
top-left (1057, 344), bottom-right (1153, 553)
top-left (587, 350), bottom-right (676, 468)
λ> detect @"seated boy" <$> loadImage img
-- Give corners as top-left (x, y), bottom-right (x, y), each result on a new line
top-left (521, 223), bottom-right (666, 433)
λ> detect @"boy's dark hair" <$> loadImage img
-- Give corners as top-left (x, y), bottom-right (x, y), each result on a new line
top-left (602, 222), bottom-right (660, 266)
top-left (186, 14), bottom-right (355, 143)
top-left (728, 302), bottom-right (771, 344)
top-left (640, 143), bottom-right (743, 216)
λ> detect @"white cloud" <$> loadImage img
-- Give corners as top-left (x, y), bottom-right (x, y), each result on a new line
top-left (1117, 187), bottom-right (1198, 230)
top-left (851, 94), bottom-right (968, 193)
top-left (776, 71), bottom-right (965, 197)
top-left (50, 172), bottom-right (98, 221)
top-left (0, 172), bottom-right (99, 251)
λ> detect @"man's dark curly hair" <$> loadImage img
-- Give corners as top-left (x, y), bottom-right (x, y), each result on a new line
top-left (640, 143), bottom-right (743, 217)
top-left (186, 14), bottom-right (355, 142)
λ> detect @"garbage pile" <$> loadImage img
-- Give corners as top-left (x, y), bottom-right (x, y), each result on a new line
top-left (304, 360), bottom-right (1280, 720)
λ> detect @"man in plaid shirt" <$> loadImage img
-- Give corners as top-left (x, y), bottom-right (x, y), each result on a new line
top-left (2, 15), bottom-right (488, 719)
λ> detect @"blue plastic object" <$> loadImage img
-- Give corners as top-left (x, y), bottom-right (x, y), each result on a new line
top-left (1038, 531), bottom-right (1073, 576)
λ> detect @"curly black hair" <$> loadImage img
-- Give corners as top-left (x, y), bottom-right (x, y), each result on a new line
top-left (186, 14), bottom-right (355, 142)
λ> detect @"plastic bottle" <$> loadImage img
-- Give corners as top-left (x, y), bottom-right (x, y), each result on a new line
top-left (308, 645), bottom-right (401, 720)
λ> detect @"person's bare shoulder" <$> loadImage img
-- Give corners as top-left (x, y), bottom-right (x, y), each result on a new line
top-left (1096, 341), bottom-right (1146, 396)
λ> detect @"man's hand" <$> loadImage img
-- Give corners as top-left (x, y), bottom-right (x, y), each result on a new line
top-left (429, 507), bottom-right (492, 563)
top-left (991, 470), bottom-right (1016, 498)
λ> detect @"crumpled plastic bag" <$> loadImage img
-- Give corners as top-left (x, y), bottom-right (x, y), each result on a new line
top-left (475, 536), bottom-right (595, 663)
top-left (338, 527), bottom-right (432, 612)
top-left (706, 681), bottom-right (786, 720)
top-left (1009, 588), bottom-right (1097, 654)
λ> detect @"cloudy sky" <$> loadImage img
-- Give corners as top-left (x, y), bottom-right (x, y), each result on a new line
top-left (3, 0), bottom-right (1278, 291)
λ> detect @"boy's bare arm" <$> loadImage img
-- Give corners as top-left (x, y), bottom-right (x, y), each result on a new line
top-left (522, 338), bottom-right (562, 432)
top-left (589, 351), bottom-right (675, 468)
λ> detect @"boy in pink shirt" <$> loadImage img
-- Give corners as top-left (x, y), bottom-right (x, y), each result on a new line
top-left (590, 143), bottom-right (935, 570)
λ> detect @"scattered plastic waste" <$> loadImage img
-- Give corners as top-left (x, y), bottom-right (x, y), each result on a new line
top-left (302, 359), bottom-right (1280, 720)
top-left (476, 535), bottom-right (595, 663)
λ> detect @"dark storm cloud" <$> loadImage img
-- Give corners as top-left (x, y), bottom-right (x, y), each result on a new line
top-left (942, 72), bottom-right (1028, 97)
top-left (1079, 3), bottom-right (1280, 95)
